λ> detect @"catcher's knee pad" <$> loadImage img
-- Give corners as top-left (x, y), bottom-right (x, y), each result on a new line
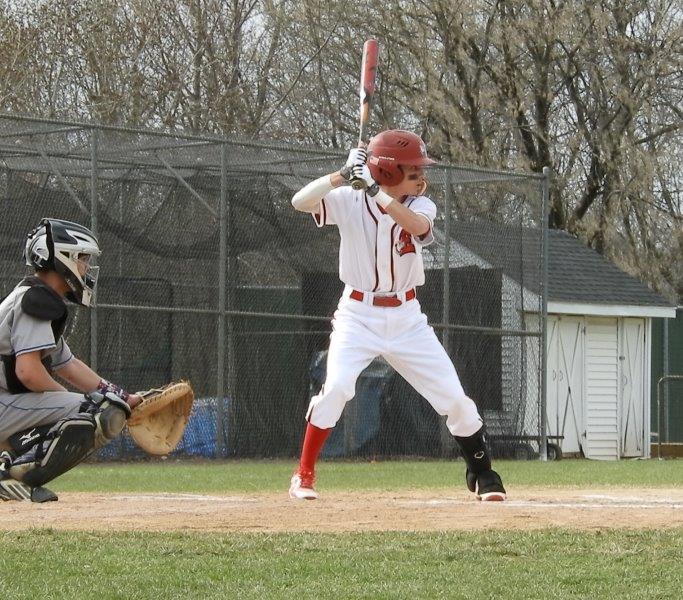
top-left (82, 391), bottom-right (132, 448)
top-left (8, 416), bottom-right (96, 487)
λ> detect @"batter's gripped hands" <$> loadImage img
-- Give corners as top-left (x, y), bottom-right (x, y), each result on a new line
top-left (349, 164), bottom-right (380, 196)
top-left (340, 147), bottom-right (368, 181)
top-left (126, 393), bottom-right (143, 410)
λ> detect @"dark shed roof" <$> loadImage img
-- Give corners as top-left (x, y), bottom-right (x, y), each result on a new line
top-left (449, 222), bottom-right (671, 307)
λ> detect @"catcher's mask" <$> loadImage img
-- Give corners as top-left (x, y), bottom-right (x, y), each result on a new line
top-left (24, 218), bottom-right (101, 307)
top-left (367, 129), bottom-right (436, 186)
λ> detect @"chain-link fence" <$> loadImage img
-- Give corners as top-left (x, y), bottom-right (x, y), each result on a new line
top-left (0, 113), bottom-right (549, 460)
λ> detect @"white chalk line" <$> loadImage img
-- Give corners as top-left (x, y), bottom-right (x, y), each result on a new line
top-left (109, 493), bottom-right (683, 510)
top-left (110, 493), bottom-right (259, 503)
top-left (583, 494), bottom-right (676, 504)
top-left (397, 496), bottom-right (683, 509)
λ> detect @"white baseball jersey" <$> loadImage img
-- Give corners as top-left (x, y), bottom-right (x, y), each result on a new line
top-left (304, 184), bottom-right (483, 438)
top-left (314, 187), bottom-right (436, 293)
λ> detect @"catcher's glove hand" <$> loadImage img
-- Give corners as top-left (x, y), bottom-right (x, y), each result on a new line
top-left (127, 381), bottom-right (195, 455)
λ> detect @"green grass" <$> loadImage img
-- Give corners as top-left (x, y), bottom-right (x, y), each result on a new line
top-left (51, 457), bottom-right (683, 494)
top-left (5, 460), bottom-right (682, 599)
top-left (1, 529), bottom-right (681, 600)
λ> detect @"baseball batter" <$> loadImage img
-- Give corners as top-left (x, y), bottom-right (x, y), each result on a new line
top-left (289, 130), bottom-right (506, 501)
top-left (0, 218), bottom-right (141, 502)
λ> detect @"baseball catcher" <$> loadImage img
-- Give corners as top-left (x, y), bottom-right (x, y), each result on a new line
top-left (0, 218), bottom-right (193, 503)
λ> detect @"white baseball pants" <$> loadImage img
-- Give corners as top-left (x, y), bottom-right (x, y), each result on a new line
top-left (306, 291), bottom-right (483, 437)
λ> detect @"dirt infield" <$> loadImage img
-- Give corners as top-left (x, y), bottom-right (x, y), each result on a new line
top-left (3, 487), bottom-right (682, 532)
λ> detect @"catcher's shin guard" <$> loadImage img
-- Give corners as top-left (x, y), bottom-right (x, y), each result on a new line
top-left (8, 416), bottom-right (96, 487)
top-left (82, 390), bottom-right (132, 448)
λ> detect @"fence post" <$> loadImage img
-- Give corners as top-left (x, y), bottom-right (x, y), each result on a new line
top-left (216, 144), bottom-right (229, 456)
top-left (657, 375), bottom-right (683, 459)
top-left (663, 318), bottom-right (670, 440)
top-left (90, 127), bottom-right (99, 372)
top-left (442, 170), bottom-right (452, 353)
top-left (539, 166), bottom-right (551, 461)
top-left (440, 169), bottom-right (453, 455)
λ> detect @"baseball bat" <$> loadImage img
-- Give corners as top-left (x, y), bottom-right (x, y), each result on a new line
top-left (351, 39), bottom-right (379, 191)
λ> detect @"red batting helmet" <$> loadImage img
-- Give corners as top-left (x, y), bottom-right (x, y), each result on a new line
top-left (367, 130), bottom-right (436, 185)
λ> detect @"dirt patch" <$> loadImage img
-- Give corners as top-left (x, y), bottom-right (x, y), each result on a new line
top-left (2, 487), bottom-right (682, 533)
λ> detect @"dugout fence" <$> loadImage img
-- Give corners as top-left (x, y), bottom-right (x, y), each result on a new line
top-left (0, 114), bottom-right (549, 460)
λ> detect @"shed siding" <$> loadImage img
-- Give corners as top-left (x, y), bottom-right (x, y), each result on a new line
top-left (584, 318), bottom-right (620, 459)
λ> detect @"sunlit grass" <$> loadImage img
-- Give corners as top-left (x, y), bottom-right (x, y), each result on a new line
top-left (1, 528), bottom-right (681, 600)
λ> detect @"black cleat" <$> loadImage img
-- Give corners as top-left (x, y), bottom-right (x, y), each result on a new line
top-left (0, 480), bottom-right (58, 502)
top-left (2, 448), bottom-right (57, 502)
top-left (466, 468), bottom-right (506, 501)
top-left (31, 486), bottom-right (59, 503)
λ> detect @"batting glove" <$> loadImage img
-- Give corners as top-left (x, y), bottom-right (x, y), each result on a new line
top-left (349, 164), bottom-right (380, 196)
top-left (340, 147), bottom-right (368, 181)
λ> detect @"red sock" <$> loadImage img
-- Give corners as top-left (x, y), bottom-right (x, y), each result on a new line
top-left (299, 422), bottom-right (331, 474)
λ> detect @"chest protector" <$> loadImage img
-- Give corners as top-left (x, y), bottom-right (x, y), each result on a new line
top-left (1, 276), bottom-right (68, 394)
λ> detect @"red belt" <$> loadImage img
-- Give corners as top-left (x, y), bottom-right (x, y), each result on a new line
top-left (350, 288), bottom-right (416, 307)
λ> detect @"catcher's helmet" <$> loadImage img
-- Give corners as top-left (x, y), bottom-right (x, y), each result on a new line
top-left (367, 130), bottom-right (436, 186)
top-left (24, 218), bottom-right (101, 307)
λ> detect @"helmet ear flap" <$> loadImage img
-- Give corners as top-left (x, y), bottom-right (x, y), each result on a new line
top-left (368, 158), bottom-right (405, 186)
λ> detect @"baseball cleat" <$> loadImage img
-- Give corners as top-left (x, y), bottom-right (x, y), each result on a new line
top-left (289, 470), bottom-right (318, 500)
top-left (0, 478), bottom-right (32, 501)
top-left (466, 469), bottom-right (506, 501)
top-left (1, 452), bottom-right (59, 502)
top-left (31, 486), bottom-right (59, 503)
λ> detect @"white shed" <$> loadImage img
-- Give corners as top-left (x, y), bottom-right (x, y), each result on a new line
top-left (544, 311), bottom-right (673, 459)
top-left (540, 232), bottom-right (675, 459)
top-left (431, 225), bottom-right (676, 460)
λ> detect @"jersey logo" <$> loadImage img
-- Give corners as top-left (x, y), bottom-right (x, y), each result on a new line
top-left (395, 229), bottom-right (416, 256)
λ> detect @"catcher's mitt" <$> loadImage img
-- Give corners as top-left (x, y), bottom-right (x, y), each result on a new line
top-left (127, 381), bottom-right (195, 455)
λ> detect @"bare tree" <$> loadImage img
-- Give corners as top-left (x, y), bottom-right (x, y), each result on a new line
top-left (0, 0), bottom-right (680, 299)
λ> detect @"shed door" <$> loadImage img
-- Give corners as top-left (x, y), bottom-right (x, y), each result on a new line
top-left (547, 316), bottom-right (584, 454)
top-left (584, 317), bottom-right (619, 459)
top-left (619, 318), bottom-right (646, 457)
